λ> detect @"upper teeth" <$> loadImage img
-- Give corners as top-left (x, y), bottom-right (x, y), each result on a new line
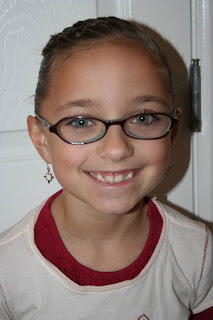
top-left (90, 172), bottom-right (134, 184)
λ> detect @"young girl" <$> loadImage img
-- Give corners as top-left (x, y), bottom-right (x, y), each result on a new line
top-left (0, 17), bottom-right (213, 320)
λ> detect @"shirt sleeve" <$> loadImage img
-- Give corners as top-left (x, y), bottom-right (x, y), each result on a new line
top-left (192, 227), bottom-right (213, 314)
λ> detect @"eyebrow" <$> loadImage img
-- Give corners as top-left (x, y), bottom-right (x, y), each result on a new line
top-left (55, 98), bottom-right (97, 115)
top-left (131, 95), bottom-right (171, 109)
top-left (55, 94), bottom-right (171, 115)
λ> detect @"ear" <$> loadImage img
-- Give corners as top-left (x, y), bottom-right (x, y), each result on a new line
top-left (170, 107), bottom-right (181, 148)
top-left (27, 115), bottom-right (51, 163)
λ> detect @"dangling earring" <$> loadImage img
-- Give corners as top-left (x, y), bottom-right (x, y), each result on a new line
top-left (166, 165), bottom-right (172, 176)
top-left (44, 162), bottom-right (54, 183)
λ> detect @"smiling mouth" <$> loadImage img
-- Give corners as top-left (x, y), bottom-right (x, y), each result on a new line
top-left (89, 170), bottom-right (138, 184)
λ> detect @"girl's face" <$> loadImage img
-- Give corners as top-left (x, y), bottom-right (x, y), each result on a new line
top-left (30, 42), bottom-right (177, 216)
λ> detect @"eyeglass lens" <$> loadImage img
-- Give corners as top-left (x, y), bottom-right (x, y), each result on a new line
top-left (56, 114), bottom-right (172, 144)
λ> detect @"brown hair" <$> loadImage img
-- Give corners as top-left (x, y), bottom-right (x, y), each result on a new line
top-left (35, 16), bottom-right (174, 114)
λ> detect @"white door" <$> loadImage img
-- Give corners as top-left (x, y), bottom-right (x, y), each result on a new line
top-left (0, 0), bottom-right (212, 232)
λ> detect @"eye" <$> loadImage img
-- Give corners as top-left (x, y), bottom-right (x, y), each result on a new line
top-left (131, 114), bottom-right (157, 125)
top-left (65, 118), bottom-right (94, 128)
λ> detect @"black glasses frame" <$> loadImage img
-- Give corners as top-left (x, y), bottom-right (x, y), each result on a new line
top-left (35, 111), bottom-right (178, 145)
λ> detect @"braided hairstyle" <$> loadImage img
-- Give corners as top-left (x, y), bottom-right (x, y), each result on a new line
top-left (35, 16), bottom-right (174, 114)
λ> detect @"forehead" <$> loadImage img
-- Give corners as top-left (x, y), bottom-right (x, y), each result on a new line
top-left (52, 39), bottom-right (168, 83)
top-left (43, 42), bottom-right (173, 116)
top-left (56, 39), bottom-right (162, 72)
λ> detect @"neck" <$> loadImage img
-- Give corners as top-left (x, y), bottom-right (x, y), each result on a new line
top-left (51, 191), bottom-right (149, 244)
top-left (51, 191), bottom-right (150, 271)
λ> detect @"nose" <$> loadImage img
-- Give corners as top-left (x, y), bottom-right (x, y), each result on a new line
top-left (97, 125), bottom-right (134, 162)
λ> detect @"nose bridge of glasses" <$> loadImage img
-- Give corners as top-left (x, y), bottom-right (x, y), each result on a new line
top-left (104, 119), bottom-right (130, 140)
top-left (104, 118), bottom-right (126, 132)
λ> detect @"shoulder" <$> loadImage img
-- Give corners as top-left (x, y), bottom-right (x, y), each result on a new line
top-left (0, 200), bottom-right (45, 249)
top-left (153, 199), bottom-right (213, 301)
top-left (152, 198), bottom-right (212, 274)
top-left (153, 198), bottom-right (208, 236)
top-left (152, 199), bottom-right (213, 312)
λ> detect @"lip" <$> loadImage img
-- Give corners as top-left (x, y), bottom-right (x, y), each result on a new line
top-left (86, 169), bottom-right (140, 186)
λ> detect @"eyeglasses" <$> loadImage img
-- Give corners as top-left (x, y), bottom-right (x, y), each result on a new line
top-left (35, 111), bottom-right (178, 145)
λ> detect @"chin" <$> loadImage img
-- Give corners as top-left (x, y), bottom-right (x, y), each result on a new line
top-left (92, 198), bottom-right (143, 216)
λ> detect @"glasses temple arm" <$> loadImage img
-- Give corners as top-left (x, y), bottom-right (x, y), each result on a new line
top-left (35, 114), bottom-right (51, 129)
top-left (171, 108), bottom-right (178, 120)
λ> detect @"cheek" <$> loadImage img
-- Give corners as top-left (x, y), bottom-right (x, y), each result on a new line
top-left (142, 137), bottom-right (171, 167)
top-left (48, 139), bottom-right (91, 171)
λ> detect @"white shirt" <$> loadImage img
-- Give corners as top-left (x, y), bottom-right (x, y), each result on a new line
top-left (0, 198), bottom-right (213, 320)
